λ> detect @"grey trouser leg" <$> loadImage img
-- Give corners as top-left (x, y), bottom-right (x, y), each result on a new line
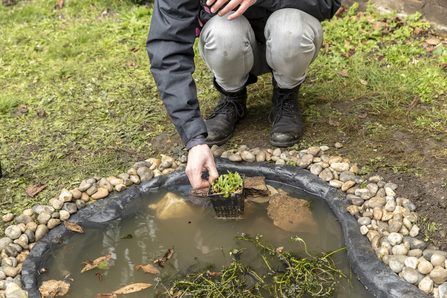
top-left (199, 8), bottom-right (324, 91)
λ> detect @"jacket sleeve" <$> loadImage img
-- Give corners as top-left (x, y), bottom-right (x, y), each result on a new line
top-left (255, 0), bottom-right (341, 21)
top-left (146, 0), bottom-right (207, 146)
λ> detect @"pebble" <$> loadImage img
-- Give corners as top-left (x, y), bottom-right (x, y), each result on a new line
top-left (37, 212), bottom-right (51, 225)
top-left (419, 276), bottom-right (434, 294)
top-left (2, 213), bottom-right (14, 223)
top-left (70, 189), bottom-right (82, 200)
top-left (51, 199), bottom-right (64, 210)
top-left (350, 165), bottom-right (359, 174)
top-left (3, 267), bottom-right (20, 278)
top-left (25, 222), bottom-right (37, 233)
top-left (369, 175), bottom-right (382, 183)
top-left (91, 188), bottom-right (109, 200)
top-left (59, 188), bottom-right (73, 202)
top-left (14, 215), bottom-right (33, 226)
top-left (419, 260), bottom-right (434, 274)
top-left (347, 205), bottom-right (359, 216)
top-left (384, 182), bottom-right (398, 190)
top-left (392, 244), bottom-right (408, 256)
top-left (5, 226), bottom-right (21, 240)
top-left (5, 246), bottom-right (18, 257)
top-left (424, 249), bottom-right (447, 260)
top-left (318, 168), bottom-right (333, 181)
top-left (307, 146), bottom-right (321, 156)
top-left (78, 180), bottom-right (92, 192)
top-left (80, 192), bottom-right (90, 202)
top-left (360, 225), bottom-right (369, 235)
top-left (388, 232), bottom-right (403, 246)
top-left (272, 148), bottom-right (281, 156)
top-left (298, 154), bottom-right (313, 168)
top-left (99, 178), bottom-right (113, 192)
top-left (59, 210), bottom-right (70, 221)
top-left (35, 225), bottom-right (49, 242)
top-left (388, 220), bottom-right (403, 233)
top-left (369, 197), bottom-right (386, 208)
top-left (214, 148), bottom-right (225, 157)
top-left (405, 257), bottom-right (419, 269)
top-left (32, 205), bottom-right (54, 215)
top-left (432, 254), bottom-right (447, 268)
top-left (24, 230), bottom-right (35, 243)
top-left (116, 184), bottom-right (126, 191)
top-left (358, 217), bottom-right (371, 226)
top-left (63, 203), bottom-right (77, 214)
top-left (430, 268), bottom-right (447, 284)
top-left (159, 161), bottom-right (172, 171)
top-left (385, 200), bottom-right (396, 212)
top-left (341, 181), bottom-right (355, 192)
top-left (402, 266), bottom-right (419, 284)
top-left (408, 249), bottom-right (423, 258)
top-left (86, 185), bottom-right (98, 196)
top-left (439, 283), bottom-right (447, 297)
top-left (334, 142), bottom-right (343, 149)
top-left (86, 178), bottom-right (96, 184)
top-left (47, 219), bottom-right (61, 229)
top-left (76, 200), bottom-right (86, 210)
top-left (221, 151), bottom-right (231, 159)
top-left (329, 180), bottom-right (343, 188)
top-left (133, 161), bottom-right (151, 170)
top-left (256, 151), bottom-right (266, 162)
top-left (389, 259), bottom-right (404, 273)
top-left (385, 187), bottom-right (396, 197)
top-left (229, 154), bottom-right (242, 162)
top-left (331, 162), bottom-right (349, 172)
top-left (309, 164), bottom-right (323, 175)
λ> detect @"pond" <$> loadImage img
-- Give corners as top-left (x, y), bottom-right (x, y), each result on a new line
top-left (38, 182), bottom-right (373, 297)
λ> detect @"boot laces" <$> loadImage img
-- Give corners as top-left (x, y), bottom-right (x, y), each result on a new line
top-left (268, 92), bottom-right (296, 125)
top-left (206, 97), bottom-right (245, 120)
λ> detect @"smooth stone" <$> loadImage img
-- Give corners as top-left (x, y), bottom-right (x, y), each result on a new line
top-left (347, 205), bottom-right (359, 216)
top-left (2, 214), bottom-right (14, 223)
top-left (159, 161), bottom-right (173, 171)
top-left (16, 252), bottom-right (28, 264)
top-left (419, 260), bottom-right (434, 275)
top-left (404, 202), bottom-right (417, 212)
top-left (118, 173), bottom-right (130, 181)
top-left (424, 249), bottom-right (447, 260)
top-left (358, 217), bottom-right (371, 226)
top-left (328, 156), bottom-right (342, 165)
top-left (299, 154), bottom-right (313, 168)
top-left (408, 249), bottom-right (423, 258)
top-left (363, 211), bottom-right (373, 218)
top-left (369, 176), bottom-right (383, 183)
top-left (6, 281), bottom-right (28, 297)
top-left (5, 246), bottom-right (18, 257)
top-left (275, 159), bottom-right (285, 165)
top-left (35, 225), bottom-right (49, 242)
top-left (330, 162), bottom-right (350, 172)
top-left (341, 181), bottom-right (355, 192)
top-left (5, 227), bottom-right (21, 240)
top-left (377, 246), bottom-right (389, 256)
top-left (367, 230), bottom-right (380, 242)
top-left (403, 217), bottom-right (412, 230)
top-left (153, 170), bottom-right (162, 177)
top-left (78, 180), bottom-right (92, 192)
top-left (24, 230), bottom-right (34, 243)
top-left (410, 225), bottom-right (420, 237)
top-left (70, 189), bottom-right (82, 200)
top-left (221, 151), bottom-right (231, 159)
top-left (385, 200), bottom-right (396, 212)
top-left (309, 164), bottom-right (323, 175)
top-left (91, 188), bottom-right (109, 200)
top-left (51, 211), bottom-right (60, 219)
top-left (148, 159), bottom-right (161, 170)
top-left (366, 183), bottom-right (378, 194)
top-left (256, 151), bottom-right (266, 162)
top-left (115, 184), bottom-right (126, 191)
top-left (76, 200), bottom-right (86, 210)
top-left (3, 267), bottom-right (19, 278)
top-left (14, 215), bottom-right (32, 226)
top-left (51, 200), bottom-right (63, 210)
top-left (127, 168), bottom-right (138, 175)
top-left (154, 192), bottom-right (196, 220)
top-left (432, 254), bottom-right (447, 267)
top-left (360, 225), bottom-right (369, 235)
top-left (110, 178), bottom-right (124, 186)
top-left (129, 175), bottom-right (140, 184)
top-left (272, 148), bottom-right (281, 156)
top-left (25, 222), bottom-right (37, 233)
top-left (214, 148), bottom-right (225, 157)
top-left (385, 187), bottom-right (396, 197)
top-left (405, 257), bottom-right (419, 269)
top-left (62, 203), bottom-right (77, 214)
top-left (59, 210), bottom-right (70, 221)
top-left (329, 180), bottom-right (343, 188)
top-left (346, 194), bottom-right (360, 204)
top-left (32, 205), bottom-right (54, 215)
top-left (80, 193), bottom-right (90, 202)
top-left (229, 154), bottom-right (242, 162)
top-left (369, 197), bottom-right (386, 208)
top-left (402, 266), bottom-right (419, 284)
top-left (389, 259), bottom-right (405, 273)
top-left (280, 152), bottom-right (291, 161)
top-left (86, 185), bottom-right (98, 196)
top-left (419, 276), bottom-right (434, 294)
top-left (392, 244), bottom-right (408, 255)
top-left (47, 219), bottom-right (61, 229)
top-left (385, 182), bottom-right (398, 190)
top-left (339, 171), bottom-right (355, 182)
top-left (238, 151), bottom-right (254, 162)
top-left (133, 161), bottom-right (151, 170)
top-left (439, 282), bottom-right (447, 297)
top-left (16, 224), bottom-right (26, 233)
top-left (388, 220), bottom-right (403, 233)
top-left (98, 178), bottom-right (113, 192)
top-left (37, 212), bottom-right (51, 225)
top-left (381, 210), bottom-right (393, 222)
top-left (86, 178), bottom-right (96, 184)
top-left (318, 168), bottom-right (333, 181)
top-left (430, 268), bottom-right (447, 284)
top-left (376, 188), bottom-right (386, 198)
top-left (59, 188), bottom-right (73, 202)
top-left (0, 271), bottom-right (5, 281)
top-left (307, 146), bottom-right (321, 156)
top-left (373, 207), bottom-right (382, 221)
top-left (399, 226), bottom-right (409, 236)
top-left (388, 232), bottom-right (403, 246)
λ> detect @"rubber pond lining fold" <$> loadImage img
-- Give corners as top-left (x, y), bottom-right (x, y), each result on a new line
top-left (21, 158), bottom-right (430, 298)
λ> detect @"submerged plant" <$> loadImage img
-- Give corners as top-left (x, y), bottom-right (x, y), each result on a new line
top-left (158, 234), bottom-right (348, 298)
top-left (210, 171), bottom-right (243, 198)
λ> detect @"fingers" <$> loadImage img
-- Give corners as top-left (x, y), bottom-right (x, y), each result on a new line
top-left (227, 0), bottom-right (250, 20)
top-left (208, 0), bottom-right (229, 14)
top-left (186, 165), bottom-right (210, 190)
top-left (205, 162), bottom-right (219, 184)
top-left (217, 0), bottom-right (241, 16)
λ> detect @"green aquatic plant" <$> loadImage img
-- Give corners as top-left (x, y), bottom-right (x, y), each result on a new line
top-left (210, 171), bottom-right (243, 198)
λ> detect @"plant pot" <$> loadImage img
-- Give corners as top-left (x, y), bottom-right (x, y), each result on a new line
top-left (208, 175), bottom-right (245, 218)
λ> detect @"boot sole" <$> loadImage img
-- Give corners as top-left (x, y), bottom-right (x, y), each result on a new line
top-left (206, 132), bottom-right (234, 147)
top-left (269, 138), bottom-right (300, 148)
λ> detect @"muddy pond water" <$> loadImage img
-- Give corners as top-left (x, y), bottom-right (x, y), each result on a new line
top-left (39, 182), bottom-right (373, 297)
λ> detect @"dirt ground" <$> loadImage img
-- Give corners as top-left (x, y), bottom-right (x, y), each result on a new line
top-left (150, 80), bottom-right (447, 249)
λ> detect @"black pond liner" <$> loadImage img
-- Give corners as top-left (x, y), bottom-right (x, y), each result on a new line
top-left (22, 158), bottom-right (430, 298)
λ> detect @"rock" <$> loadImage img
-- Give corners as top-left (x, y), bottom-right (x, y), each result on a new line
top-left (62, 203), bottom-right (77, 214)
top-left (5, 226), bottom-right (21, 240)
top-left (127, 168), bottom-right (138, 175)
top-left (405, 257), bottom-right (419, 269)
top-left (347, 205), bottom-right (359, 216)
top-left (213, 148), bottom-right (225, 157)
top-left (318, 168), bottom-right (333, 181)
top-left (309, 164), bottom-right (322, 175)
top-left (118, 173), bottom-right (130, 181)
top-left (154, 192), bottom-right (196, 220)
top-left (392, 244), bottom-right (408, 256)
top-left (360, 191), bottom-right (374, 200)
top-left (35, 225), bottom-right (49, 242)
top-left (47, 219), bottom-right (60, 229)
top-left (228, 154), bottom-right (241, 162)
top-left (330, 163), bottom-right (349, 172)
top-left (78, 180), bottom-right (92, 192)
top-left (129, 175), bottom-right (140, 184)
top-left (432, 254), bottom-right (447, 267)
top-left (402, 266), bottom-right (419, 284)
top-left (385, 200), bottom-right (396, 212)
top-left (350, 165), bottom-right (359, 174)
top-left (153, 170), bottom-right (162, 177)
top-left (70, 189), bottom-right (82, 200)
top-left (366, 183), bottom-right (378, 195)
top-left (385, 187), bottom-right (396, 197)
top-left (256, 151), bottom-right (266, 162)
top-left (266, 194), bottom-right (318, 234)
top-left (334, 142), bottom-right (343, 149)
top-left (328, 156), bottom-right (342, 165)
top-left (272, 148), bottom-right (281, 156)
top-left (360, 225), bottom-right (369, 235)
top-left (14, 215), bottom-right (32, 226)
top-left (404, 237), bottom-right (427, 250)
top-left (299, 154), bottom-right (313, 168)
top-left (0, 271), bottom-right (5, 281)
top-left (329, 180), bottom-right (343, 188)
top-left (59, 189), bottom-right (72, 202)
top-left (307, 146), bottom-right (320, 156)
top-left (367, 230), bottom-right (379, 242)
top-left (24, 230), bottom-right (34, 243)
top-left (410, 225), bottom-right (420, 237)
top-left (133, 161), bottom-right (151, 170)
top-left (358, 217), bottom-right (371, 226)
top-left (98, 178), bottom-right (113, 192)
top-left (80, 193), bottom-right (90, 202)
top-left (2, 214), bottom-right (14, 223)
top-left (419, 276), bottom-right (434, 294)
top-left (388, 220), bottom-right (403, 233)
top-left (369, 175), bottom-right (382, 183)
top-left (430, 268), bottom-right (447, 284)
top-left (91, 188), bottom-right (109, 200)
top-left (3, 267), bottom-right (20, 278)
top-left (373, 208), bottom-right (382, 221)
top-left (25, 222), bottom-right (37, 233)
top-left (389, 259), bottom-right (404, 273)
top-left (86, 185), bottom-right (98, 196)
top-left (59, 210), bottom-right (70, 221)
top-left (408, 249), bottom-right (423, 258)
top-left (115, 184), bottom-right (126, 191)
top-left (5, 246), bottom-right (18, 257)
top-left (244, 177), bottom-right (270, 196)
top-left (159, 161), bottom-right (173, 171)
top-left (388, 232), bottom-right (403, 246)
top-left (424, 249), bottom-right (447, 260)
top-left (419, 260), bottom-right (434, 275)
top-left (369, 197), bottom-right (386, 208)
top-left (241, 151), bottom-right (255, 162)
top-left (320, 161), bottom-right (329, 168)
top-left (339, 171), bottom-right (355, 182)
top-left (75, 200), bottom-right (86, 210)
top-left (37, 213), bottom-right (51, 225)
top-left (221, 151), bottom-right (231, 159)
top-left (341, 181), bottom-right (355, 192)
top-left (16, 224), bottom-right (26, 233)
top-left (6, 280), bottom-right (28, 298)
top-left (439, 283), bottom-right (447, 298)
top-left (51, 200), bottom-right (64, 210)
top-left (32, 205), bottom-right (54, 215)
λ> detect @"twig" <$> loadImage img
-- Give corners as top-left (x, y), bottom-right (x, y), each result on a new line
top-left (307, 66), bottom-right (324, 78)
top-left (51, 79), bottom-right (62, 88)
top-left (406, 96), bottom-right (420, 131)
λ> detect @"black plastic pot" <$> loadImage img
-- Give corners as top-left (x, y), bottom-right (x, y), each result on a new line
top-left (208, 174), bottom-right (245, 218)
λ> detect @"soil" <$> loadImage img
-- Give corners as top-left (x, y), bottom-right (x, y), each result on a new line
top-left (149, 79), bottom-right (447, 250)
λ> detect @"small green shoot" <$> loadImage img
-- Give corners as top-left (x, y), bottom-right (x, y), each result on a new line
top-left (210, 171), bottom-right (243, 198)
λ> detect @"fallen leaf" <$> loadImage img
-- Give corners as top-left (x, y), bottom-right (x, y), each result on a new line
top-left (113, 283), bottom-right (152, 294)
top-left (276, 246), bottom-right (284, 254)
top-left (358, 113), bottom-right (368, 119)
top-left (39, 280), bottom-right (70, 298)
top-left (414, 27), bottom-right (423, 35)
top-left (129, 46), bottom-right (140, 52)
top-left (26, 183), bottom-right (48, 197)
top-left (367, 15), bottom-right (375, 23)
top-left (335, 6), bottom-right (344, 18)
top-left (64, 221), bottom-right (84, 233)
top-left (37, 110), bottom-right (46, 117)
top-left (96, 273), bottom-right (103, 281)
top-left (206, 270), bottom-right (221, 276)
top-left (348, 48), bottom-right (356, 57)
top-left (344, 40), bottom-right (351, 47)
top-left (95, 294), bottom-right (117, 298)
top-left (172, 290), bottom-right (182, 298)
top-left (359, 79), bottom-right (368, 85)
top-left (426, 38), bottom-right (440, 45)
top-left (337, 70), bottom-right (348, 77)
top-left (81, 260), bottom-right (93, 265)
top-left (135, 264), bottom-right (160, 274)
top-left (355, 12), bottom-right (366, 21)
top-left (125, 61), bottom-right (132, 67)
top-left (81, 255), bottom-right (112, 273)
top-left (329, 119), bottom-right (340, 127)
top-left (154, 246), bottom-right (174, 268)
top-left (441, 63), bottom-right (447, 69)
top-left (55, 0), bottom-right (64, 9)
top-left (372, 21), bottom-right (388, 31)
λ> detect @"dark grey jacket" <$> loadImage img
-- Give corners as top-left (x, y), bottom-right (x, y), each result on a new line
top-left (146, 0), bottom-right (340, 147)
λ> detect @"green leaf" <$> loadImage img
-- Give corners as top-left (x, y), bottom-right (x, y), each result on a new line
top-left (433, 45), bottom-right (445, 56)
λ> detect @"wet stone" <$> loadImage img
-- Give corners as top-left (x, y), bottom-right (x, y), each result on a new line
top-left (63, 203), bottom-right (77, 214)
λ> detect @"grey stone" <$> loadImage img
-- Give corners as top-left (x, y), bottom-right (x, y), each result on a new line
top-left (76, 200), bottom-right (86, 210)
top-left (47, 219), bottom-right (61, 229)
top-left (358, 217), bottom-right (371, 226)
top-left (98, 178), bottom-right (113, 192)
top-left (118, 173), bottom-right (130, 181)
top-left (221, 151), bottom-right (231, 159)
top-left (402, 266), bottom-right (419, 284)
top-left (133, 161), bottom-right (151, 170)
top-left (35, 225), bottom-right (49, 242)
top-left (376, 188), bottom-right (386, 198)
top-left (405, 257), bottom-right (419, 269)
top-left (439, 282), bottom-right (447, 298)
top-left (51, 199), bottom-right (64, 210)
top-left (318, 168), bottom-right (333, 181)
top-left (4, 227), bottom-right (21, 240)
top-left (389, 259), bottom-right (404, 273)
top-left (229, 154), bottom-right (242, 162)
top-left (388, 232), bottom-right (403, 246)
top-left (51, 212), bottom-right (60, 219)
top-left (388, 220), bottom-right (403, 233)
top-left (78, 180), bottom-right (92, 192)
top-left (299, 154), bottom-right (313, 168)
top-left (159, 161), bottom-right (173, 170)
top-left (339, 171), bottom-right (356, 182)
top-left (0, 238), bottom-right (12, 252)
top-left (86, 178), bottom-right (96, 184)
top-left (408, 249), bottom-right (423, 258)
top-left (369, 197), bottom-right (386, 208)
top-left (384, 182), bottom-right (398, 191)
top-left (14, 215), bottom-right (33, 225)
top-left (360, 191), bottom-right (374, 200)
top-left (32, 205), bottom-right (54, 215)
top-left (37, 212), bottom-right (51, 225)
top-left (424, 249), bottom-right (447, 260)
top-left (24, 230), bottom-right (34, 243)
top-left (346, 194), bottom-right (360, 204)
top-left (86, 185), bottom-right (98, 196)
top-left (366, 183), bottom-right (378, 194)
top-left (63, 203), bottom-right (77, 214)
top-left (5, 247), bottom-right (18, 258)
top-left (309, 164), bottom-right (323, 175)
top-left (369, 175), bottom-right (383, 183)
top-left (404, 202), bottom-right (417, 212)
top-left (241, 151), bottom-right (256, 162)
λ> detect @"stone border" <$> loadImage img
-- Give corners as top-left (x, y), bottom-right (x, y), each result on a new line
top-left (19, 158), bottom-right (430, 298)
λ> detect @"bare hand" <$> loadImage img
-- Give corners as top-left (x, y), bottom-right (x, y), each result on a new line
top-left (186, 144), bottom-right (219, 190)
top-left (207, 0), bottom-right (257, 21)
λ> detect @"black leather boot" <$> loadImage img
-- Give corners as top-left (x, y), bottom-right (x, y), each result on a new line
top-left (205, 80), bottom-right (247, 146)
top-left (269, 79), bottom-right (304, 147)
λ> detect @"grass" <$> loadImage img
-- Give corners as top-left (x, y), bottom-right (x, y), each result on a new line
top-left (0, 0), bottom-right (447, 237)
